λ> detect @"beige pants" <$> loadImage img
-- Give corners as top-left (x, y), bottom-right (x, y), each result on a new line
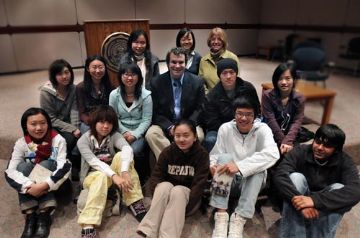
top-left (77, 152), bottom-right (143, 226)
top-left (137, 182), bottom-right (190, 238)
top-left (145, 125), bottom-right (204, 160)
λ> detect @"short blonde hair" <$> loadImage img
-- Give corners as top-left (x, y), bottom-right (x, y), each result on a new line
top-left (207, 27), bottom-right (228, 50)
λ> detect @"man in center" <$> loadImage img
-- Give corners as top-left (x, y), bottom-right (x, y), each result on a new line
top-left (145, 47), bottom-right (205, 160)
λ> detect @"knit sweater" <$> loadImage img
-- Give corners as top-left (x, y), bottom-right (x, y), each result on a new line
top-left (149, 141), bottom-right (209, 212)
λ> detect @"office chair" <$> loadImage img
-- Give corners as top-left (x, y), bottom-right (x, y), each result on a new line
top-left (292, 45), bottom-right (333, 87)
top-left (339, 37), bottom-right (360, 76)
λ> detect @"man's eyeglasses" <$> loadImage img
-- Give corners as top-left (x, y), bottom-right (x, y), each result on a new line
top-left (235, 111), bottom-right (254, 119)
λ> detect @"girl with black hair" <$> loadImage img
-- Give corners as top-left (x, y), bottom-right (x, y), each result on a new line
top-left (262, 62), bottom-right (306, 155)
top-left (176, 27), bottom-right (202, 74)
top-left (109, 63), bottom-right (152, 184)
top-left (76, 55), bottom-right (113, 133)
top-left (77, 105), bottom-right (146, 238)
top-left (119, 29), bottom-right (160, 90)
top-left (5, 107), bottom-right (71, 238)
top-left (40, 59), bottom-right (81, 157)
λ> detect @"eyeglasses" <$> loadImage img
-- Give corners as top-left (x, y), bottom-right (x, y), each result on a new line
top-left (235, 111), bottom-right (254, 119)
top-left (122, 72), bottom-right (137, 78)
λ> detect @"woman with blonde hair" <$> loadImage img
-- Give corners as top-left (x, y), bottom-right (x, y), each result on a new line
top-left (199, 27), bottom-right (240, 92)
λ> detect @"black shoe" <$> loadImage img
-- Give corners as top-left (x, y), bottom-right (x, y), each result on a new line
top-left (33, 212), bottom-right (52, 238)
top-left (128, 199), bottom-right (147, 222)
top-left (81, 228), bottom-right (97, 238)
top-left (21, 213), bottom-right (37, 238)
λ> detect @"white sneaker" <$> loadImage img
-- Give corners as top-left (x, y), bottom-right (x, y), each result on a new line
top-left (228, 213), bottom-right (246, 238)
top-left (212, 212), bottom-right (229, 238)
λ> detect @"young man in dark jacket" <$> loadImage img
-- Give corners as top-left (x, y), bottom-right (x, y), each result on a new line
top-left (274, 124), bottom-right (360, 238)
top-left (201, 58), bottom-right (258, 152)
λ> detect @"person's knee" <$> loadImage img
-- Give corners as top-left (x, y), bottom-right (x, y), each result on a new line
top-left (216, 153), bottom-right (233, 165)
top-left (170, 186), bottom-right (189, 201)
top-left (39, 160), bottom-right (57, 171)
top-left (145, 126), bottom-right (162, 141)
top-left (155, 182), bottom-right (174, 197)
top-left (289, 172), bottom-right (308, 194)
top-left (16, 162), bottom-right (34, 176)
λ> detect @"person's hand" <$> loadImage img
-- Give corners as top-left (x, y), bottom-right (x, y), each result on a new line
top-left (112, 173), bottom-right (133, 193)
top-left (73, 129), bottom-right (81, 138)
top-left (126, 134), bottom-right (136, 144)
top-left (292, 195), bottom-right (314, 210)
top-left (168, 125), bottom-right (175, 137)
top-left (210, 165), bottom-right (218, 177)
top-left (26, 182), bottom-right (49, 197)
top-left (301, 207), bottom-right (319, 219)
top-left (280, 144), bottom-right (293, 154)
top-left (217, 161), bottom-right (239, 175)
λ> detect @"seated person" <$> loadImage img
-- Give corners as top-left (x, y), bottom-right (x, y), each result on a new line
top-left (274, 124), bottom-right (360, 238)
top-left (262, 63), bottom-right (305, 155)
top-left (40, 59), bottom-right (81, 175)
top-left (5, 107), bottom-right (71, 238)
top-left (145, 47), bottom-right (205, 160)
top-left (77, 105), bottom-right (146, 238)
top-left (209, 96), bottom-right (279, 238)
top-left (202, 58), bottom-right (258, 152)
top-left (137, 119), bottom-right (209, 238)
top-left (76, 55), bottom-right (113, 134)
top-left (109, 62), bottom-right (152, 184)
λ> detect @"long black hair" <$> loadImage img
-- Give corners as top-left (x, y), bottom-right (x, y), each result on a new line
top-left (272, 62), bottom-right (297, 95)
top-left (21, 107), bottom-right (52, 136)
top-left (117, 63), bottom-right (144, 100)
top-left (84, 55), bottom-right (112, 96)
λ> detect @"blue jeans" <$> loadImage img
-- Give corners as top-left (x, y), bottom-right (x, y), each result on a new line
top-left (131, 137), bottom-right (150, 184)
top-left (280, 172), bottom-right (344, 238)
top-left (203, 130), bottom-right (218, 153)
top-left (17, 160), bottom-right (57, 212)
top-left (209, 154), bottom-right (265, 218)
top-left (80, 122), bottom-right (90, 135)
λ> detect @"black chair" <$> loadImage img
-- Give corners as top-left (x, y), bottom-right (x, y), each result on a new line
top-left (339, 37), bottom-right (360, 76)
top-left (292, 45), bottom-right (332, 87)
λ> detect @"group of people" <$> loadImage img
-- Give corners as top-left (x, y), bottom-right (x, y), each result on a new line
top-left (4, 26), bottom-right (360, 238)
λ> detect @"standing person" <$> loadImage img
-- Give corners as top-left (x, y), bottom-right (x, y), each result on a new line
top-left (274, 124), bottom-right (360, 238)
top-left (202, 58), bottom-right (258, 152)
top-left (199, 27), bottom-right (240, 92)
top-left (262, 63), bottom-right (306, 155)
top-left (40, 59), bottom-right (81, 174)
top-left (145, 47), bottom-right (205, 160)
top-left (5, 108), bottom-right (71, 238)
top-left (76, 55), bottom-right (113, 134)
top-left (210, 96), bottom-right (279, 238)
top-left (109, 63), bottom-right (153, 184)
top-left (137, 120), bottom-right (209, 238)
top-left (77, 105), bottom-right (146, 238)
top-left (176, 27), bottom-right (202, 75)
top-left (119, 29), bottom-right (160, 90)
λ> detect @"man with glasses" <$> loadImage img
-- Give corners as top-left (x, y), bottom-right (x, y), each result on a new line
top-left (210, 95), bottom-right (279, 238)
top-left (145, 47), bottom-right (205, 160)
top-left (274, 124), bottom-right (360, 238)
top-left (201, 58), bottom-right (258, 152)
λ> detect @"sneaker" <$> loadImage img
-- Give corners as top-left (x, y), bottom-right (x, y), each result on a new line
top-left (128, 199), bottom-right (147, 222)
top-left (228, 213), bottom-right (246, 238)
top-left (81, 228), bottom-right (97, 238)
top-left (212, 212), bottom-right (229, 238)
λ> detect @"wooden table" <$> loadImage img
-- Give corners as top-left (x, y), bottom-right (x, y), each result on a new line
top-left (261, 81), bottom-right (337, 125)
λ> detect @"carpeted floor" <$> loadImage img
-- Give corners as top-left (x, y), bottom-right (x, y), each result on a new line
top-left (1, 58), bottom-right (360, 237)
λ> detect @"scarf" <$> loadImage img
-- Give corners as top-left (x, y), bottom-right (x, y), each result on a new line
top-left (25, 130), bottom-right (58, 164)
top-left (134, 54), bottom-right (145, 61)
top-left (210, 49), bottom-right (225, 63)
